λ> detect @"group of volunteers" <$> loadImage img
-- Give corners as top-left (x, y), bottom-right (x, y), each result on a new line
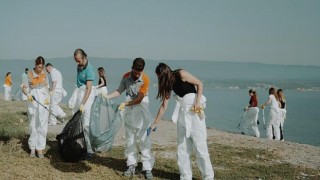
top-left (6, 48), bottom-right (214, 180)
top-left (239, 88), bottom-right (287, 141)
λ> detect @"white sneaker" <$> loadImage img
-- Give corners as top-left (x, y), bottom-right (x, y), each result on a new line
top-left (30, 150), bottom-right (36, 158)
top-left (48, 122), bottom-right (57, 126)
top-left (123, 165), bottom-right (136, 176)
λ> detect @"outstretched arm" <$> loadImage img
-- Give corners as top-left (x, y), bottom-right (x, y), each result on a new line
top-left (104, 90), bottom-right (121, 99)
top-left (151, 98), bottom-right (169, 130)
top-left (260, 97), bottom-right (272, 109)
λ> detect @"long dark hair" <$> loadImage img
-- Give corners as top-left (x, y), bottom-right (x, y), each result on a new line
top-left (35, 56), bottom-right (45, 66)
top-left (249, 89), bottom-right (257, 98)
top-left (269, 87), bottom-right (279, 100)
top-left (155, 63), bottom-right (175, 100)
top-left (277, 89), bottom-right (286, 101)
top-left (6, 72), bottom-right (11, 77)
top-left (98, 67), bottom-right (107, 85)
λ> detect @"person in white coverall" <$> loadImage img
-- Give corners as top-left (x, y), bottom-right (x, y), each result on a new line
top-left (22, 56), bottom-right (50, 158)
top-left (21, 68), bottom-right (29, 101)
top-left (3, 72), bottom-right (12, 101)
top-left (150, 63), bottom-right (214, 180)
top-left (260, 87), bottom-right (281, 140)
top-left (277, 89), bottom-right (286, 141)
top-left (96, 67), bottom-right (108, 95)
top-left (240, 89), bottom-right (260, 137)
top-left (71, 48), bottom-right (96, 160)
top-left (103, 58), bottom-right (154, 180)
top-left (45, 63), bottom-right (67, 125)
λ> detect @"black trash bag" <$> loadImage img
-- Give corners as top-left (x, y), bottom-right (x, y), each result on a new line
top-left (56, 110), bottom-right (86, 162)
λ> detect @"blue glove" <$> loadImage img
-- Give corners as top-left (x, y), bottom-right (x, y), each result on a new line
top-left (147, 126), bottom-right (157, 136)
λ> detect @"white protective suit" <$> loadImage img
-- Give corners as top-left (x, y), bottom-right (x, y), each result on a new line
top-left (48, 68), bottom-right (67, 125)
top-left (240, 107), bottom-right (260, 137)
top-left (49, 89), bottom-right (67, 124)
top-left (22, 72), bottom-right (29, 101)
top-left (96, 86), bottom-right (108, 96)
top-left (279, 108), bottom-right (287, 138)
top-left (266, 94), bottom-right (281, 140)
top-left (3, 84), bottom-right (11, 101)
top-left (68, 85), bottom-right (95, 154)
top-left (172, 93), bottom-right (214, 180)
top-left (123, 96), bottom-right (154, 171)
top-left (28, 86), bottom-right (49, 150)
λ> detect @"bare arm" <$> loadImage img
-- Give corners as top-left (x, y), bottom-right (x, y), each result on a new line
top-left (98, 77), bottom-right (105, 88)
top-left (125, 92), bottom-right (145, 106)
top-left (261, 96), bottom-right (272, 108)
top-left (179, 70), bottom-right (203, 109)
top-left (106, 90), bottom-right (121, 99)
top-left (81, 80), bottom-right (93, 105)
top-left (151, 98), bottom-right (169, 130)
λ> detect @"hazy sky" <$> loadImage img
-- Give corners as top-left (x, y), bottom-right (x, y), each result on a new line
top-left (1, 0), bottom-right (319, 65)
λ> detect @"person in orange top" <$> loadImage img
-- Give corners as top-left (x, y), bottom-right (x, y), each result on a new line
top-left (3, 72), bottom-right (12, 100)
top-left (103, 58), bottom-right (154, 179)
top-left (22, 56), bottom-right (50, 159)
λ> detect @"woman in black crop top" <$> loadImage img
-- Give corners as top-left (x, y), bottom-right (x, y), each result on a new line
top-left (277, 89), bottom-right (286, 141)
top-left (150, 63), bottom-right (214, 179)
top-left (97, 67), bottom-right (108, 95)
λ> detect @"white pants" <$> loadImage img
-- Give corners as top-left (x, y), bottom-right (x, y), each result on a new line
top-left (27, 87), bottom-right (49, 150)
top-left (3, 84), bottom-right (11, 101)
top-left (96, 86), bottom-right (108, 96)
top-left (240, 107), bottom-right (260, 137)
top-left (266, 108), bottom-right (281, 140)
top-left (22, 89), bottom-right (28, 101)
top-left (279, 109), bottom-right (286, 139)
top-left (123, 97), bottom-right (154, 171)
top-left (175, 93), bottom-right (214, 180)
top-left (71, 86), bottom-right (95, 153)
top-left (49, 91), bottom-right (66, 124)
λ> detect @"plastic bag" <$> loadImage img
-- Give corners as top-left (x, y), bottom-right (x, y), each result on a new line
top-left (89, 94), bottom-right (122, 152)
top-left (56, 110), bottom-right (86, 162)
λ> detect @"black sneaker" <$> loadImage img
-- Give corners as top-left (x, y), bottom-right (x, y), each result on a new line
top-left (84, 153), bottom-right (94, 160)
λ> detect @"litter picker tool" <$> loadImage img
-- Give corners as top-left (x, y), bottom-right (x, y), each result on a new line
top-left (32, 95), bottom-right (63, 123)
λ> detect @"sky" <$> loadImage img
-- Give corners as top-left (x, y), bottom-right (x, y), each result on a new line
top-left (0, 0), bottom-right (319, 66)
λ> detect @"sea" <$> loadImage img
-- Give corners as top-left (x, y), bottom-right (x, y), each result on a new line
top-left (1, 58), bottom-right (319, 146)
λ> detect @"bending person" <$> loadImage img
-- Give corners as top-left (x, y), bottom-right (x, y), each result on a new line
top-left (150, 63), bottom-right (214, 180)
top-left (103, 58), bottom-right (154, 179)
top-left (240, 89), bottom-right (260, 137)
top-left (260, 87), bottom-right (281, 140)
top-left (45, 63), bottom-right (67, 125)
top-left (73, 48), bottom-right (96, 160)
top-left (22, 56), bottom-right (50, 158)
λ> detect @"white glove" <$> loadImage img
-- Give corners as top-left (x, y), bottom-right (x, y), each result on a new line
top-left (118, 102), bottom-right (126, 111)
top-left (80, 104), bottom-right (85, 113)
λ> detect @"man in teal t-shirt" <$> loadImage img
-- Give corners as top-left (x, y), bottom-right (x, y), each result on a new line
top-left (74, 48), bottom-right (96, 160)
